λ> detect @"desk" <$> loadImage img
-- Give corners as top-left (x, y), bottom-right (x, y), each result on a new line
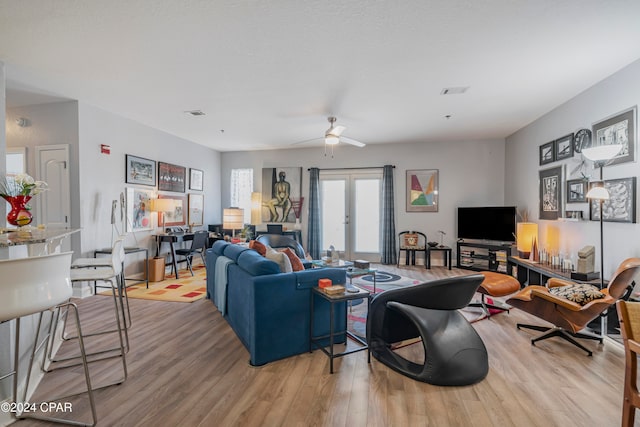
top-left (95, 247), bottom-right (149, 289)
top-left (427, 246), bottom-right (452, 270)
top-left (154, 233), bottom-right (194, 279)
top-left (310, 286), bottom-right (370, 374)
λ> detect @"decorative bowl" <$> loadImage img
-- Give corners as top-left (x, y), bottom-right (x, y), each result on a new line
top-left (427, 241), bottom-right (439, 247)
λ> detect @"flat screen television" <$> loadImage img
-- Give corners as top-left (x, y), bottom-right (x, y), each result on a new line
top-left (457, 206), bottom-right (517, 243)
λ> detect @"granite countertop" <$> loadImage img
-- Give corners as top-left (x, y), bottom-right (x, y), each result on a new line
top-left (0, 227), bottom-right (80, 247)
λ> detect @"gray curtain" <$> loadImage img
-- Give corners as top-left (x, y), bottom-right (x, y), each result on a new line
top-left (381, 165), bottom-right (397, 264)
top-left (307, 168), bottom-right (321, 259)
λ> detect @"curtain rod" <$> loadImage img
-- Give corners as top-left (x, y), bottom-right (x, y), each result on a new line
top-left (307, 165), bottom-right (395, 171)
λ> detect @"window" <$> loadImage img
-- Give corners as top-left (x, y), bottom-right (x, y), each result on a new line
top-left (230, 168), bottom-right (253, 224)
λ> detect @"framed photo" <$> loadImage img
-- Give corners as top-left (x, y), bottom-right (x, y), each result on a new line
top-left (555, 133), bottom-right (574, 161)
top-left (566, 179), bottom-right (587, 203)
top-left (406, 169), bottom-right (438, 212)
top-left (189, 168), bottom-right (204, 191)
top-left (539, 166), bottom-right (562, 220)
top-left (539, 141), bottom-right (555, 165)
top-left (158, 194), bottom-right (187, 226)
top-left (565, 210), bottom-right (583, 220)
top-left (125, 155), bottom-right (156, 186)
top-left (589, 177), bottom-right (636, 223)
top-left (158, 162), bottom-right (186, 192)
top-left (188, 193), bottom-right (204, 226)
top-left (125, 187), bottom-right (153, 232)
top-left (592, 107), bottom-right (636, 166)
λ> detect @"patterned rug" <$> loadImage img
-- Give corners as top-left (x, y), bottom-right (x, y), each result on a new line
top-left (100, 264), bottom-right (207, 303)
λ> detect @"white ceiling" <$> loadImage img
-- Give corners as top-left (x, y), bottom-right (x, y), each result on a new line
top-left (2, 0), bottom-right (640, 152)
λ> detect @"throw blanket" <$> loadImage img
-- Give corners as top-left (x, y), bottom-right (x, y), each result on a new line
top-left (214, 255), bottom-right (234, 315)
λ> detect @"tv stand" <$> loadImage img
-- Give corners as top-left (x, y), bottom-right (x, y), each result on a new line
top-left (457, 240), bottom-right (514, 272)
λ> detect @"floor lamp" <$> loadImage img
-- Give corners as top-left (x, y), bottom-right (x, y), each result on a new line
top-left (583, 143), bottom-right (623, 336)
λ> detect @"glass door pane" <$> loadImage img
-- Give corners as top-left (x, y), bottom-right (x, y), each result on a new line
top-left (320, 178), bottom-right (346, 253)
top-left (353, 178), bottom-right (380, 254)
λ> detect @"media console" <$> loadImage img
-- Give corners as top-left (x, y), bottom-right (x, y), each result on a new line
top-left (456, 240), bottom-right (514, 273)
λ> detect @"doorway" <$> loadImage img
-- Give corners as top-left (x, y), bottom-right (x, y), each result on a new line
top-left (320, 170), bottom-right (382, 261)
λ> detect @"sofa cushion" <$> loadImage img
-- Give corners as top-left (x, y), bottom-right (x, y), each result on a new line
top-left (265, 246), bottom-right (293, 273)
top-left (249, 239), bottom-right (268, 256)
top-left (212, 240), bottom-right (227, 255)
top-left (282, 247), bottom-right (305, 271)
top-left (236, 250), bottom-right (281, 276)
top-left (548, 283), bottom-right (605, 306)
top-left (223, 244), bottom-right (250, 263)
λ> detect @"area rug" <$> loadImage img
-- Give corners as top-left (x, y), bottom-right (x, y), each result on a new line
top-left (99, 265), bottom-right (207, 303)
top-left (349, 270), bottom-right (422, 294)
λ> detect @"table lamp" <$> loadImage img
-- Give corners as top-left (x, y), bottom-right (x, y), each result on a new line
top-left (150, 198), bottom-right (175, 230)
top-left (223, 207), bottom-right (244, 238)
top-left (516, 222), bottom-right (538, 259)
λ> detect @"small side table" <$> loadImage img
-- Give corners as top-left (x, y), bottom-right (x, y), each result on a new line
top-left (346, 267), bottom-right (377, 293)
top-left (426, 246), bottom-right (452, 270)
top-left (310, 286), bottom-right (370, 374)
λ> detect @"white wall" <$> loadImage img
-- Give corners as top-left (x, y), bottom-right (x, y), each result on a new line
top-left (220, 138), bottom-right (506, 254)
top-left (505, 58), bottom-right (640, 279)
top-left (77, 102), bottom-right (222, 261)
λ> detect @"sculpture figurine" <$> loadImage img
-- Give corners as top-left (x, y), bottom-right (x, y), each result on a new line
top-left (576, 245), bottom-right (595, 274)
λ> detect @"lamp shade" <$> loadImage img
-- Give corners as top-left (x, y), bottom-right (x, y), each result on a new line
top-left (325, 135), bottom-right (340, 145)
top-left (251, 192), bottom-right (262, 225)
top-left (582, 144), bottom-right (623, 162)
top-left (149, 198), bottom-right (175, 213)
top-left (516, 222), bottom-right (538, 258)
top-left (223, 208), bottom-right (244, 230)
top-left (586, 181), bottom-right (610, 200)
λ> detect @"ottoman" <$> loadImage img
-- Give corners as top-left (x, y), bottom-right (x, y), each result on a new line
top-left (469, 271), bottom-right (521, 318)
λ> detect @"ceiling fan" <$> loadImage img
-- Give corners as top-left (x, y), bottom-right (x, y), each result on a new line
top-left (293, 116), bottom-right (366, 157)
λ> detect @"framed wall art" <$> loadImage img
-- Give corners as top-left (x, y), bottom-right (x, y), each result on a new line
top-left (539, 166), bottom-right (562, 220)
top-left (589, 177), bottom-right (636, 223)
top-left (566, 179), bottom-right (587, 203)
top-left (406, 169), bottom-right (438, 212)
top-left (188, 193), bottom-right (204, 226)
top-left (158, 194), bottom-right (187, 226)
top-left (125, 155), bottom-right (156, 186)
top-left (261, 167), bottom-right (302, 223)
top-left (125, 187), bottom-right (153, 232)
top-left (158, 162), bottom-right (186, 193)
top-left (189, 168), bottom-right (204, 191)
top-left (539, 141), bottom-right (555, 165)
top-left (555, 133), bottom-right (574, 161)
top-left (592, 106), bottom-right (636, 166)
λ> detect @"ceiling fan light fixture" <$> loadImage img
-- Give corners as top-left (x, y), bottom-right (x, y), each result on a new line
top-left (325, 135), bottom-right (340, 145)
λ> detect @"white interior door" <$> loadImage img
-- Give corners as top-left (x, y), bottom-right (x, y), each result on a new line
top-left (320, 171), bottom-right (382, 261)
top-left (36, 144), bottom-right (70, 228)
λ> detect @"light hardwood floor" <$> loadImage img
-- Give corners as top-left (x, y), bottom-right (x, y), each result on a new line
top-left (12, 264), bottom-right (632, 426)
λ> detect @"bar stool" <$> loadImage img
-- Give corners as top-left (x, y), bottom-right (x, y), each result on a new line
top-left (0, 252), bottom-right (97, 426)
top-left (46, 237), bottom-right (129, 383)
top-left (71, 235), bottom-right (132, 329)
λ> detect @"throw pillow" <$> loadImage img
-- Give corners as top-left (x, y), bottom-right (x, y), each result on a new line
top-left (548, 283), bottom-right (605, 306)
top-left (282, 247), bottom-right (305, 271)
top-left (265, 246), bottom-right (293, 273)
top-left (249, 239), bottom-right (267, 256)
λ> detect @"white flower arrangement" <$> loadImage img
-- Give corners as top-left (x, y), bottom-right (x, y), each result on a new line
top-left (0, 173), bottom-right (48, 198)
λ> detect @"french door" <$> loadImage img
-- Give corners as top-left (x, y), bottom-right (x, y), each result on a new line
top-left (320, 171), bottom-right (382, 261)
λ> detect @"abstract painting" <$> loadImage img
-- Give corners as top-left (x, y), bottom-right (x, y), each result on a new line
top-left (406, 169), bottom-right (438, 212)
top-left (126, 187), bottom-right (153, 232)
top-left (590, 177), bottom-right (636, 223)
top-left (539, 166), bottom-right (562, 220)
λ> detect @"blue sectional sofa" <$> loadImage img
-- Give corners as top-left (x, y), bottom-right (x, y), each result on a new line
top-left (206, 240), bottom-right (347, 366)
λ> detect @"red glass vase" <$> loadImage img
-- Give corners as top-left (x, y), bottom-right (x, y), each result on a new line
top-left (2, 195), bottom-right (33, 227)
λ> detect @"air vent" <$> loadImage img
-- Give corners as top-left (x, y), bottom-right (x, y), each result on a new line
top-left (185, 110), bottom-right (206, 116)
top-left (440, 87), bottom-right (469, 95)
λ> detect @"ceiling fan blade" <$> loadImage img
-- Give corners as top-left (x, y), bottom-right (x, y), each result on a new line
top-left (340, 136), bottom-right (366, 148)
top-left (330, 125), bottom-right (346, 136)
top-left (291, 137), bottom-right (324, 145)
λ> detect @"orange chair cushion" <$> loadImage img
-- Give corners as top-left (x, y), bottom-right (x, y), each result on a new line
top-left (479, 272), bottom-right (520, 297)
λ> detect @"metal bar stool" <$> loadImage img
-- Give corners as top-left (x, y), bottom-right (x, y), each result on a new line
top-left (0, 252), bottom-right (97, 426)
top-left (44, 237), bottom-right (128, 384)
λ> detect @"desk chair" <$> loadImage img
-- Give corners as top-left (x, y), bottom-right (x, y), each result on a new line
top-left (267, 223), bottom-right (283, 234)
top-left (0, 252), bottom-right (97, 426)
top-left (174, 230), bottom-right (208, 275)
